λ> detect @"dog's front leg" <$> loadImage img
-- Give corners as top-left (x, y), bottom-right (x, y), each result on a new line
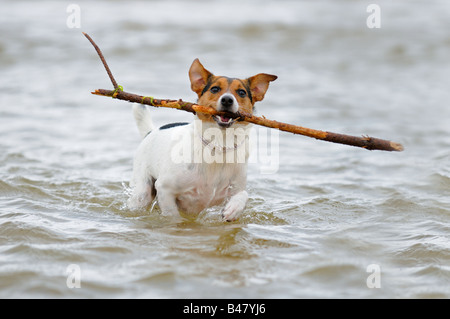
top-left (222, 190), bottom-right (248, 222)
top-left (154, 179), bottom-right (180, 218)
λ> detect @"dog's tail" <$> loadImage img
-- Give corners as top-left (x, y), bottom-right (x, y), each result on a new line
top-left (132, 105), bottom-right (154, 139)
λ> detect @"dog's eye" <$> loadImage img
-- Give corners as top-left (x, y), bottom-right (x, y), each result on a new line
top-left (237, 89), bottom-right (247, 98)
top-left (210, 86), bottom-right (221, 94)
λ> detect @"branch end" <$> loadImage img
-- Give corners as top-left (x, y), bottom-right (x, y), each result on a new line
top-left (390, 141), bottom-right (404, 152)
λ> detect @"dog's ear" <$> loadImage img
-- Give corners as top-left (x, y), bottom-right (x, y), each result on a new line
top-left (247, 73), bottom-right (277, 102)
top-left (189, 58), bottom-right (213, 96)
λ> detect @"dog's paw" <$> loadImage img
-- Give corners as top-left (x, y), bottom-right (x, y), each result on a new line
top-left (221, 191), bottom-right (248, 222)
top-left (221, 201), bottom-right (244, 222)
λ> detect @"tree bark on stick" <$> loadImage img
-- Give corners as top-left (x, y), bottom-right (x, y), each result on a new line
top-left (84, 33), bottom-right (404, 152)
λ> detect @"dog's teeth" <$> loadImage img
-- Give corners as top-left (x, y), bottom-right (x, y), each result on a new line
top-left (214, 115), bottom-right (234, 126)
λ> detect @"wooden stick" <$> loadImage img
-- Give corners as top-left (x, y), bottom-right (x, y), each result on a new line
top-left (85, 33), bottom-right (404, 152)
top-left (83, 32), bottom-right (118, 89)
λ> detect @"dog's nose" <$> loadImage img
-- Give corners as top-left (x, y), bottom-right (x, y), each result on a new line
top-left (220, 96), bottom-right (234, 109)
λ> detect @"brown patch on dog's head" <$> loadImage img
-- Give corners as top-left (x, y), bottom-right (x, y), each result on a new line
top-left (188, 58), bottom-right (277, 126)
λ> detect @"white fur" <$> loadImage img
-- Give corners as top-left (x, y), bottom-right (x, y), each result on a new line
top-left (132, 104), bottom-right (154, 138)
top-left (128, 104), bottom-right (251, 221)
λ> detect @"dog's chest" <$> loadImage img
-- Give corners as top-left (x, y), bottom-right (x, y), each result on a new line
top-left (175, 164), bottom-right (237, 214)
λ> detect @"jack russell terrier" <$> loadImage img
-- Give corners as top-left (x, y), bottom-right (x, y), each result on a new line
top-left (127, 59), bottom-right (277, 221)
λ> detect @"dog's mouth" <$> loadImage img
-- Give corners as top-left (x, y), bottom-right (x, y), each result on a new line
top-left (213, 115), bottom-right (236, 128)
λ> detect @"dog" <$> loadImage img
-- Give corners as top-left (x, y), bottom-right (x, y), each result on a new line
top-left (127, 59), bottom-right (277, 221)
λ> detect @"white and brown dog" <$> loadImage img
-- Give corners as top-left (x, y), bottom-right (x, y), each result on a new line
top-left (128, 59), bottom-right (277, 221)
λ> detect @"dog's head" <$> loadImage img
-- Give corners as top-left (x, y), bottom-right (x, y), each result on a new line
top-left (189, 58), bottom-right (277, 128)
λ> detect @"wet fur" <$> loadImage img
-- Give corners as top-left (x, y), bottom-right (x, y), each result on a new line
top-left (127, 59), bottom-right (276, 221)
